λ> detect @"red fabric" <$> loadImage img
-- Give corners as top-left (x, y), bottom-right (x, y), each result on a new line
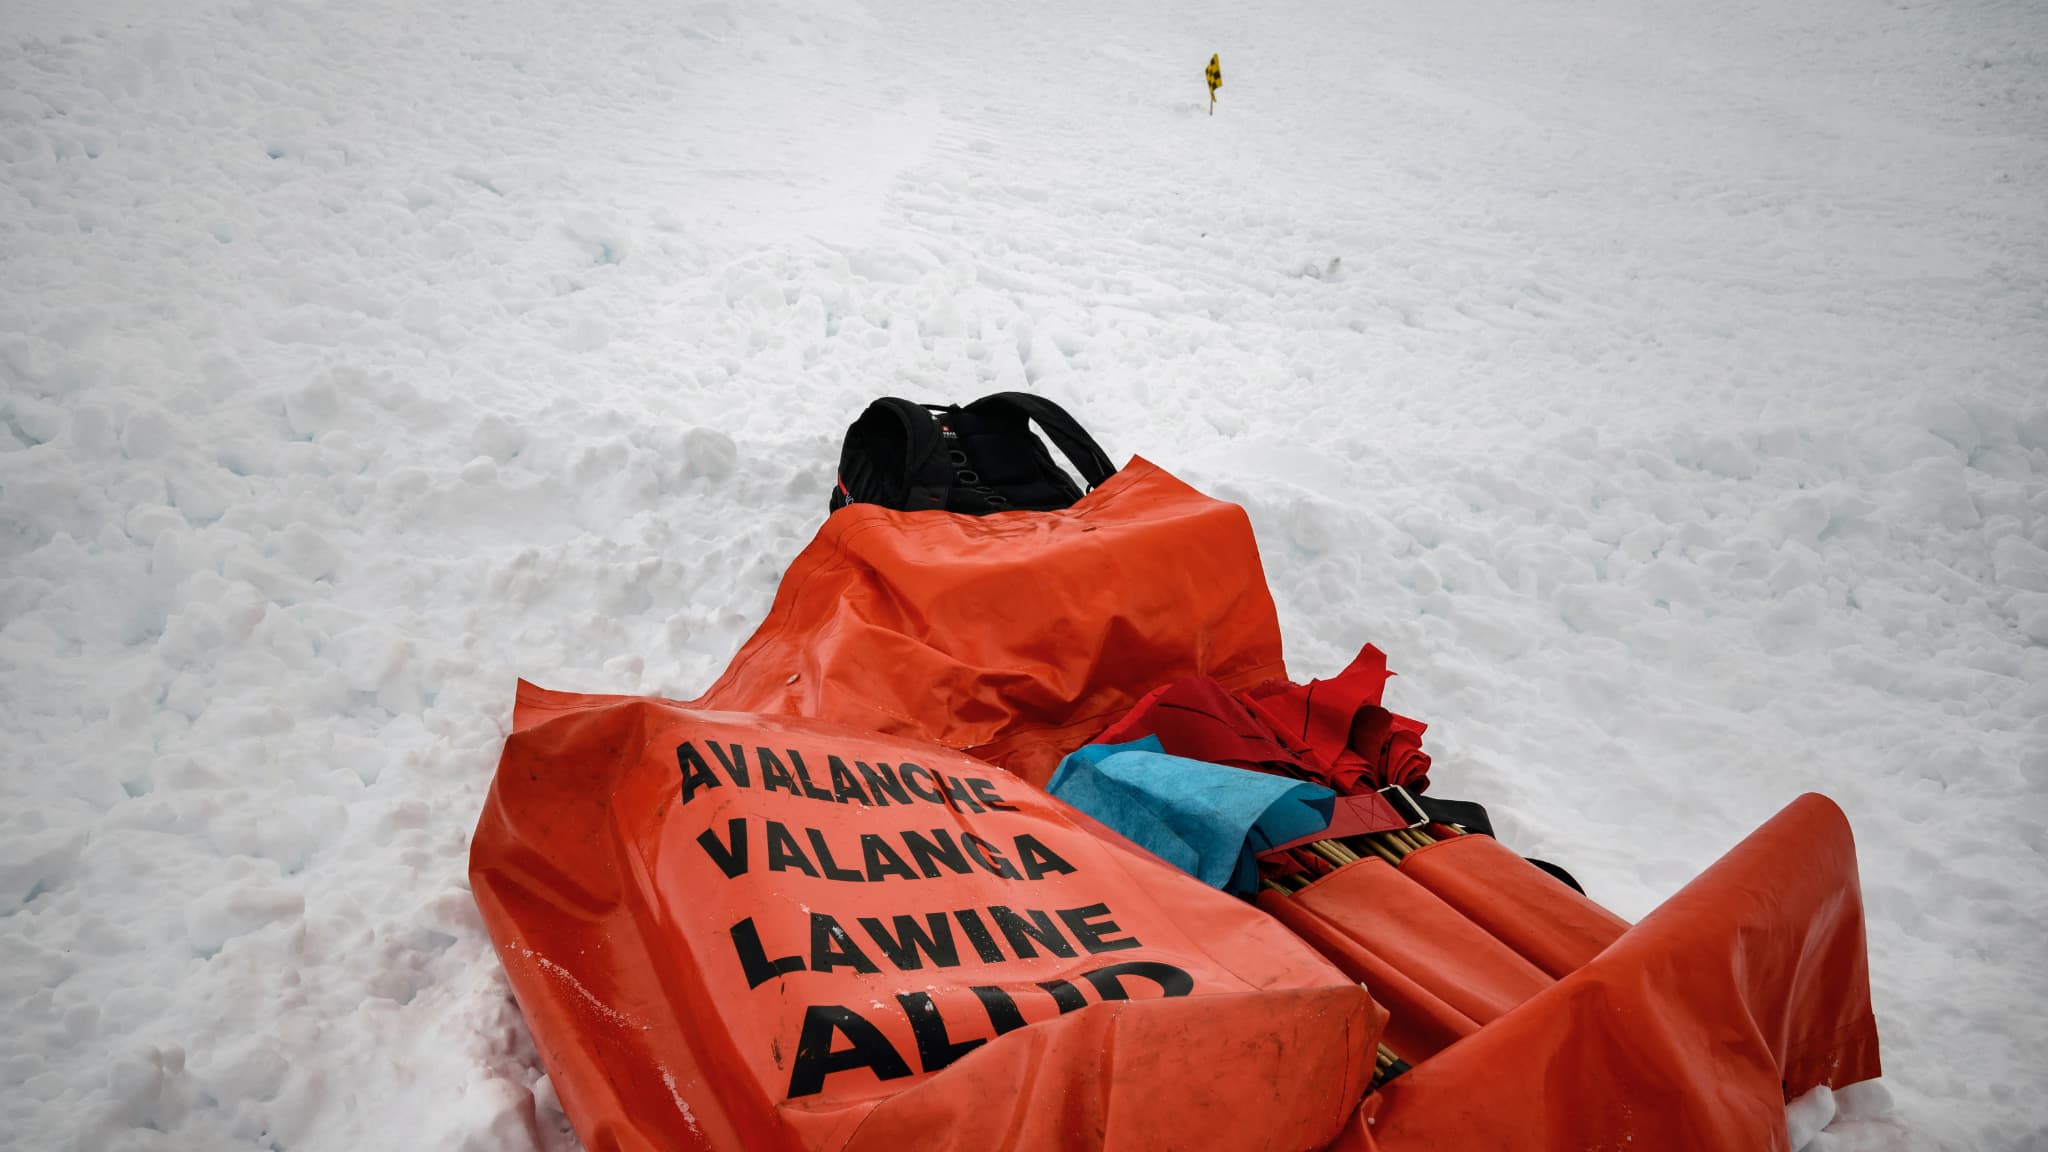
top-left (690, 458), bottom-right (1285, 788)
top-left (1245, 644), bottom-right (1432, 794)
top-left (1096, 643), bottom-right (1433, 797)
top-left (1093, 676), bottom-right (1316, 779)
top-left (1329, 794), bottom-right (1883, 1152)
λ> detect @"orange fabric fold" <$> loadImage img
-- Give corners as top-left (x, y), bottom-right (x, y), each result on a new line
top-left (690, 458), bottom-right (1286, 787)
top-left (1396, 833), bottom-right (1629, 978)
top-left (1331, 794), bottom-right (1883, 1152)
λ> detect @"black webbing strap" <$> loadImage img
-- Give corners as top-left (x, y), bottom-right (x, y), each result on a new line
top-left (969, 392), bottom-right (1117, 490)
top-left (1412, 794), bottom-right (1494, 839)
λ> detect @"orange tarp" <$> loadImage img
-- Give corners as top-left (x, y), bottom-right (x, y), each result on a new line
top-left (472, 687), bottom-right (1382, 1152)
top-left (691, 457), bottom-right (1284, 787)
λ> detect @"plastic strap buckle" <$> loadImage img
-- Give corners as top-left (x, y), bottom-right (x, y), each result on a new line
top-left (1378, 784), bottom-right (1428, 829)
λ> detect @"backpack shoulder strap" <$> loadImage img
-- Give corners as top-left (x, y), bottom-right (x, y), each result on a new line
top-left (832, 397), bottom-right (947, 511)
top-left (967, 392), bottom-right (1117, 490)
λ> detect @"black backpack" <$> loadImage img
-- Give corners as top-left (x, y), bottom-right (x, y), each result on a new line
top-left (829, 393), bottom-right (1117, 514)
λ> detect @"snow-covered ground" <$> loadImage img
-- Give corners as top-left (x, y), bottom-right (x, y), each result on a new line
top-left (4, 0), bottom-right (2044, 1146)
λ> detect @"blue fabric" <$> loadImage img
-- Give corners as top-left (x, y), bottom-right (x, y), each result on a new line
top-left (1048, 736), bottom-right (1336, 896)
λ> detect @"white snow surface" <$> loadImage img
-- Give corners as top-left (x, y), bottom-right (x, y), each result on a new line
top-left (3, 0), bottom-right (2044, 1146)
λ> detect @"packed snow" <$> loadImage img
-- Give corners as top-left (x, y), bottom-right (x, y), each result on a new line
top-left (3, 0), bottom-right (2044, 1147)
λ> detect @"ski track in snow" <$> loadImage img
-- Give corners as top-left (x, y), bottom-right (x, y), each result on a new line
top-left (2, 0), bottom-right (2044, 1148)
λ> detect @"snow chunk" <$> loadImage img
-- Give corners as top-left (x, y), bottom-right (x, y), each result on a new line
top-left (1690, 433), bottom-right (1758, 480)
top-left (451, 1076), bottom-right (542, 1152)
top-left (284, 376), bottom-right (345, 439)
top-left (1915, 397), bottom-right (1983, 460)
top-left (104, 1044), bottom-right (190, 1131)
top-left (683, 427), bottom-right (737, 481)
top-left (2009, 592), bottom-right (2048, 645)
top-left (1991, 536), bottom-right (2048, 593)
top-left (1, 827), bottom-right (88, 906)
top-left (471, 414), bottom-right (526, 463)
top-left (184, 885), bottom-right (305, 956)
top-left (1890, 458), bottom-right (1979, 530)
top-left (1786, 1083), bottom-right (1839, 1150)
top-left (119, 407), bottom-right (180, 460)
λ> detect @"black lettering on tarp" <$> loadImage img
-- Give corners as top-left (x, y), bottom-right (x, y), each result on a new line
top-left (857, 761), bottom-right (909, 807)
top-left (1079, 961), bottom-right (1195, 1001)
top-left (677, 742), bottom-right (719, 804)
top-left (859, 834), bottom-right (918, 882)
top-left (1058, 903), bottom-right (1141, 954)
top-left (1039, 978), bottom-right (1087, 1014)
top-left (896, 992), bottom-right (986, 1073)
top-left (758, 748), bottom-right (801, 797)
top-left (826, 756), bottom-right (872, 806)
top-left (787, 1004), bottom-right (914, 1098)
top-left (697, 819), bottom-right (749, 879)
top-left (970, 985), bottom-right (1028, 1036)
top-left (806, 828), bottom-right (863, 882)
top-left (989, 905), bottom-right (1077, 959)
top-left (937, 774), bottom-right (985, 813)
top-left (789, 750), bottom-right (836, 803)
top-left (961, 834), bottom-right (1022, 880)
top-left (705, 825), bottom-right (1079, 886)
top-left (736, 903), bottom-right (1150, 984)
top-left (951, 909), bottom-right (1005, 963)
top-left (810, 913), bottom-right (881, 975)
top-left (1015, 835), bottom-right (1077, 880)
top-left (857, 913), bottom-right (960, 971)
top-left (969, 777), bottom-right (1018, 812)
top-left (903, 829), bottom-right (970, 878)
top-left (678, 740), bottom-right (1026, 813)
top-left (898, 763), bottom-right (945, 804)
top-left (708, 741), bottom-right (752, 787)
top-left (765, 821), bottom-right (820, 877)
top-left (730, 917), bottom-right (804, 988)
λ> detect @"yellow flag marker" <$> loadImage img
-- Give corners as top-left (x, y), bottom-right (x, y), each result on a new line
top-left (1206, 53), bottom-right (1222, 115)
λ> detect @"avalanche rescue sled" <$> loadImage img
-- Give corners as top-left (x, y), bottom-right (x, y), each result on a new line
top-left (471, 411), bottom-right (1881, 1152)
